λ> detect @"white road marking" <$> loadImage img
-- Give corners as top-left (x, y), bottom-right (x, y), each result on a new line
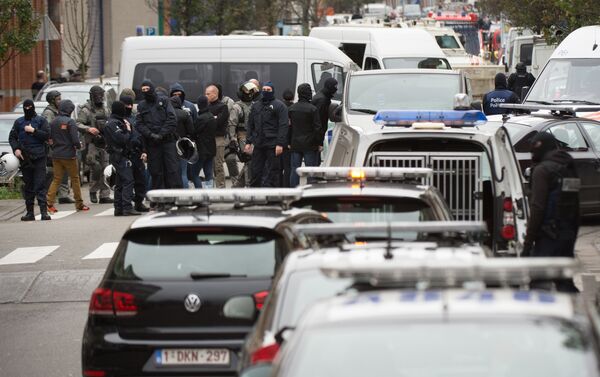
top-left (82, 242), bottom-right (119, 260)
top-left (94, 208), bottom-right (115, 217)
top-left (0, 246), bottom-right (60, 265)
top-left (35, 210), bottom-right (76, 221)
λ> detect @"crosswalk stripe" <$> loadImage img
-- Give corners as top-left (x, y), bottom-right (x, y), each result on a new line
top-left (35, 210), bottom-right (76, 221)
top-left (94, 208), bottom-right (115, 217)
top-left (82, 242), bottom-right (119, 260)
top-left (0, 246), bottom-right (60, 265)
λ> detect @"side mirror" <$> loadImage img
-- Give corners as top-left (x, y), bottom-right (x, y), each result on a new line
top-left (223, 296), bottom-right (257, 320)
top-left (329, 103), bottom-right (343, 123)
top-left (471, 100), bottom-right (483, 111)
top-left (524, 167), bottom-right (532, 179)
top-left (240, 364), bottom-right (273, 377)
top-left (520, 86), bottom-right (530, 102)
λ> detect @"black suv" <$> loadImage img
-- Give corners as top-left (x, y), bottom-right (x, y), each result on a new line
top-left (81, 188), bottom-right (328, 377)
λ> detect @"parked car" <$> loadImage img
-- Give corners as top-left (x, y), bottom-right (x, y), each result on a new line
top-left (0, 113), bottom-right (20, 156)
top-left (81, 188), bottom-right (329, 377)
top-left (496, 112), bottom-right (600, 216)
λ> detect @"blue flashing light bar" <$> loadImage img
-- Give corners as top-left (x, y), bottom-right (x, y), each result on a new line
top-left (373, 110), bottom-right (488, 127)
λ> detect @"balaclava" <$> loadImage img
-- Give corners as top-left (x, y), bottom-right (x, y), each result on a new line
top-left (89, 85), bottom-right (105, 107)
top-left (141, 80), bottom-right (157, 102)
top-left (323, 78), bottom-right (338, 98)
top-left (23, 99), bottom-right (36, 120)
top-left (297, 83), bottom-right (313, 102)
top-left (119, 95), bottom-right (134, 117)
top-left (262, 82), bottom-right (275, 103)
top-left (531, 132), bottom-right (558, 163)
top-left (111, 101), bottom-right (127, 120)
top-left (494, 73), bottom-right (508, 90)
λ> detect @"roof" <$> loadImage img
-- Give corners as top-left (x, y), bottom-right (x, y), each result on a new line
top-left (305, 289), bottom-right (576, 325)
top-left (281, 244), bottom-right (487, 275)
top-left (550, 26), bottom-right (600, 60)
top-left (299, 182), bottom-right (433, 200)
top-left (128, 207), bottom-right (316, 230)
top-left (351, 68), bottom-right (460, 77)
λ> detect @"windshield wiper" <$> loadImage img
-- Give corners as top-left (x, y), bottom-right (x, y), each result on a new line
top-left (553, 99), bottom-right (600, 105)
top-left (349, 108), bottom-right (377, 114)
top-left (525, 100), bottom-right (553, 105)
top-left (190, 273), bottom-right (247, 280)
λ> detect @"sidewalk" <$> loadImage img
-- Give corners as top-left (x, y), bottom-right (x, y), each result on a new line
top-left (0, 185), bottom-right (92, 221)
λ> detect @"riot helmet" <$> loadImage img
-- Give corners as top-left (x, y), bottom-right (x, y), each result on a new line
top-left (0, 153), bottom-right (20, 180)
top-left (176, 137), bottom-right (199, 164)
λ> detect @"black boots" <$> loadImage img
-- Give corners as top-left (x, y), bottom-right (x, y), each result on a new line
top-left (134, 202), bottom-right (150, 212)
top-left (39, 205), bottom-right (51, 221)
top-left (21, 205), bottom-right (35, 222)
top-left (90, 192), bottom-right (98, 203)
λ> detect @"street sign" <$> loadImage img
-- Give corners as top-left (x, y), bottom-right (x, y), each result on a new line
top-left (146, 26), bottom-right (156, 36)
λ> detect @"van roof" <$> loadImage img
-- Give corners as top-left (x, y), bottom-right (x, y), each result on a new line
top-left (121, 35), bottom-right (354, 63)
top-left (550, 25), bottom-right (600, 59)
top-left (310, 27), bottom-right (445, 58)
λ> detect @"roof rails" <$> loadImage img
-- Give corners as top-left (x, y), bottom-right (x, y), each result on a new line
top-left (146, 188), bottom-right (303, 209)
top-left (293, 221), bottom-right (488, 255)
top-left (501, 103), bottom-right (600, 117)
top-left (321, 257), bottom-right (579, 287)
top-left (373, 110), bottom-right (487, 127)
top-left (296, 167), bottom-right (432, 182)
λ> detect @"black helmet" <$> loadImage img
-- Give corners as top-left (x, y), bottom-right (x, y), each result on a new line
top-left (176, 137), bottom-right (199, 164)
top-left (46, 90), bottom-right (61, 104)
top-left (237, 145), bottom-right (252, 163)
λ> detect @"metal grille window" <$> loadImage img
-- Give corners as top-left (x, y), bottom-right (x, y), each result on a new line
top-left (367, 152), bottom-right (484, 221)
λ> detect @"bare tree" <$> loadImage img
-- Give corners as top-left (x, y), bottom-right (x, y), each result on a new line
top-left (63, 0), bottom-right (96, 78)
top-left (284, 0), bottom-right (327, 35)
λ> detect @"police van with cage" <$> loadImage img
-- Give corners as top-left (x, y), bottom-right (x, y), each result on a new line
top-left (81, 188), bottom-right (329, 377)
top-left (240, 258), bottom-right (599, 377)
top-left (240, 221), bottom-right (490, 369)
top-left (327, 78), bottom-right (527, 255)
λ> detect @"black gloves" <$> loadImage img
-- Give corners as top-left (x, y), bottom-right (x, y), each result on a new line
top-left (150, 133), bottom-right (163, 143)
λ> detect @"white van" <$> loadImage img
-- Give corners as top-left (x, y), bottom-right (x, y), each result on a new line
top-left (524, 25), bottom-right (600, 113)
top-left (119, 36), bottom-right (358, 103)
top-left (530, 41), bottom-right (556, 78)
top-left (309, 26), bottom-right (451, 70)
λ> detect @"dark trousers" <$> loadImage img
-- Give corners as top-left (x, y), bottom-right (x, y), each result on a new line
top-left (280, 148), bottom-right (291, 187)
top-left (22, 157), bottom-right (47, 208)
top-left (250, 146), bottom-right (281, 187)
top-left (290, 150), bottom-right (319, 187)
top-left (113, 158), bottom-right (134, 212)
top-left (147, 141), bottom-right (182, 189)
top-left (131, 155), bottom-right (146, 204)
top-left (531, 235), bottom-right (578, 292)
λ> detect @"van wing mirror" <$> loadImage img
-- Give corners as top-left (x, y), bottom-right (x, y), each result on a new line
top-left (329, 103), bottom-right (343, 123)
top-left (520, 86), bottom-right (530, 102)
top-left (223, 296), bottom-right (257, 320)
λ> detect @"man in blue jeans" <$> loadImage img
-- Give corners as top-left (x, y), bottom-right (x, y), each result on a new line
top-left (288, 83), bottom-right (322, 187)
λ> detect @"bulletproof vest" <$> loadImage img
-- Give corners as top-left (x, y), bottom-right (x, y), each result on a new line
top-left (542, 160), bottom-right (580, 236)
top-left (235, 101), bottom-right (251, 132)
top-left (82, 102), bottom-right (108, 131)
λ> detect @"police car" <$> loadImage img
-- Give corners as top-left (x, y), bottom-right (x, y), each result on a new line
top-left (240, 258), bottom-right (599, 377)
top-left (81, 188), bottom-right (329, 377)
top-left (291, 167), bottom-right (452, 234)
top-left (494, 103), bottom-right (600, 216)
top-left (240, 221), bottom-right (490, 369)
top-left (327, 105), bottom-right (527, 255)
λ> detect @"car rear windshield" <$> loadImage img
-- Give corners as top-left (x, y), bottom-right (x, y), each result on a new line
top-left (293, 196), bottom-right (436, 223)
top-left (288, 320), bottom-right (599, 377)
top-left (111, 227), bottom-right (282, 281)
top-left (0, 119), bottom-right (14, 142)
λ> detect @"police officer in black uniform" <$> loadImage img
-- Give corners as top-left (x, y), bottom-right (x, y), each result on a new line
top-left (245, 81), bottom-right (289, 187)
top-left (135, 80), bottom-right (181, 189)
top-left (102, 101), bottom-right (140, 216)
top-left (482, 73), bottom-right (520, 115)
top-left (523, 132), bottom-right (580, 291)
top-left (9, 100), bottom-right (51, 221)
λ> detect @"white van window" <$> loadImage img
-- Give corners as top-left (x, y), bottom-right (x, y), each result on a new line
top-left (383, 57), bottom-right (451, 69)
top-left (527, 59), bottom-right (600, 104)
top-left (348, 73), bottom-right (460, 112)
top-left (312, 63), bottom-right (344, 101)
top-left (132, 62), bottom-right (297, 103)
top-left (435, 35), bottom-right (461, 49)
top-left (364, 57), bottom-right (381, 70)
top-left (520, 43), bottom-right (533, 65)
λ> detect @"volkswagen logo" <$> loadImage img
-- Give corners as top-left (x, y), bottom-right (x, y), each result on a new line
top-left (184, 294), bottom-right (201, 313)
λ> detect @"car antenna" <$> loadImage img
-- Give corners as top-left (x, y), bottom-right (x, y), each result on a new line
top-left (384, 222), bottom-right (393, 260)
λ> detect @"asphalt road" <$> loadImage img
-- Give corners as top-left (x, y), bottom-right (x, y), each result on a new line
top-left (1, 200), bottom-right (600, 377)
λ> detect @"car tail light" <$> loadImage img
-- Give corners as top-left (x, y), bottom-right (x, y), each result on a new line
top-left (83, 370), bottom-right (106, 377)
top-left (250, 342), bottom-right (280, 365)
top-left (253, 290), bottom-right (269, 310)
top-left (89, 288), bottom-right (138, 316)
top-left (501, 197), bottom-right (516, 240)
